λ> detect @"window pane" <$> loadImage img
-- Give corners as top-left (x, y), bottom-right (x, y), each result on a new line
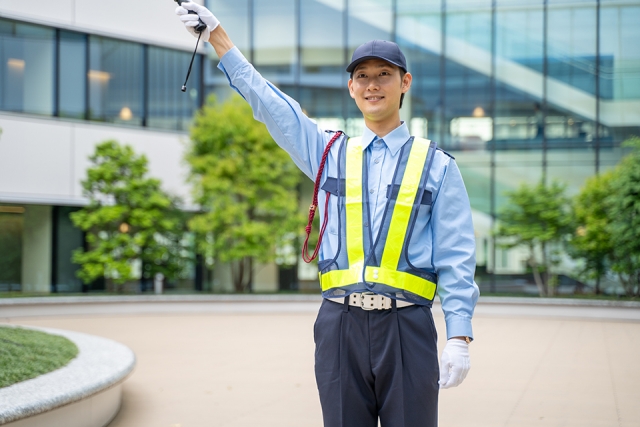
top-left (59, 30), bottom-right (87, 119)
top-left (301, 0), bottom-right (344, 75)
top-left (53, 206), bottom-right (83, 293)
top-left (599, 4), bottom-right (640, 144)
top-left (208, 0), bottom-right (250, 54)
top-left (0, 209), bottom-right (23, 292)
top-left (546, 3), bottom-right (598, 149)
top-left (0, 18), bottom-right (55, 115)
top-left (494, 4), bottom-right (544, 150)
top-left (296, 85), bottom-right (343, 120)
top-left (348, 0), bottom-right (393, 51)
top-left (397, 0), bottom-right (442, 141)
top-left (89, 36), bottom-right (144, 125)
top-left (254, 0), bottom-right (296, 76)
top-left (444, 1), bottom-right (492, 150)
top-left (148, 47), bottom-right (201, 131)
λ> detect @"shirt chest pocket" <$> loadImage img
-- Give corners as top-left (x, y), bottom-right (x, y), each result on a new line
top-left (321, 177), bottom-right (433, 235)
top-left (386, 184), bottom-right (433, 216)
top-left (321, 177), bottom-right (345, 235)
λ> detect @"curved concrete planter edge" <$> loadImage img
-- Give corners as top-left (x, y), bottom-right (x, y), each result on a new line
top-left (0, 326), bottom-right (136, 426)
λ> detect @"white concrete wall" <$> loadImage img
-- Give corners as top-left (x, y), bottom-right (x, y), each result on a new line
top-left (0, 114), bottom-right (193, 207)
top-left (0, 0), bottom-right (204, 53)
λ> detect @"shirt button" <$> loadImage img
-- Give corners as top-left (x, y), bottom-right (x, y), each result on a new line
top-left (369, 189), bottom-right (374, 194)
top-left (364, 222), bottom-right (369, 227)
top-left (374, 158), bottom-right (380, 164)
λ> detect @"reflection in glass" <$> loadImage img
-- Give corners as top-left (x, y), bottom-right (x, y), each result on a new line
top-left (89, 36), bottom-right (144, 125)
top-left (52, 207), bottom-right (83, 293)
top-left (0, 209), bottom-right (23, 291)
top-left (208, 0), bottom-right (250, 54)
top-left (494, 152), bottom-right (543, 210)
top-left (599, 3), bottom-right (640, 143)
top-left (494, 4), bottom-right (543, 148)
top-left (254, 0), bottom-right (296, 75)
top-left (348, 0), bottom-right (393, 52)
top-left (59, 31), bottom-right (87, 119)
top-left (148, 47), bottom-right (201, 131)
top-left (0, 18), bottom-right (55, 115)
top-left (207, 0), bottom-right (251, 83)
top-left (301, 0), bottom-right (344, 76)
top-left (547, 149), bottom-right (596, 196)
top-left (295, 86), bottom-right (343, 119)
top-left (546, 2), bottom-right (598, 148)
top-left (444, 1), bottom-right (492, 150)
top-left (397, 0), bottom-right (442, 141)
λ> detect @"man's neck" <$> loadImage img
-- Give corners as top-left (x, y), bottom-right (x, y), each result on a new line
top-left (364, 116), bottom-right (403, 138)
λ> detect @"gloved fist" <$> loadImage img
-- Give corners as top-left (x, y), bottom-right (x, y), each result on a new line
top-left (439, 339), bottom-right (470, 389)
top-left (175, 1), bottom-right (220, 40)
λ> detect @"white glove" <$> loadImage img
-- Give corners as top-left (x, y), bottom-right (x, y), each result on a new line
top-left (175, 1), bottom-right (220, 40)
top-left (439, 339), bottom-right (470, 389)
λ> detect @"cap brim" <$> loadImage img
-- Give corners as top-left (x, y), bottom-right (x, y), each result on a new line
top-left (346, 56), bottom-right (406, 73)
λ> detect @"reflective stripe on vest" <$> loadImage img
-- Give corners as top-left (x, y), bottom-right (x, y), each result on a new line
top-left (319, 136), bottom-right (438, 301)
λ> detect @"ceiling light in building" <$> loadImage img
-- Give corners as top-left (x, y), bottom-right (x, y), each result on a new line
top-left (0, 206), bottom-right (25, 214)
top-left (7, 58), bottom-right (25, 70)
top-left (472, 107), bottom-right (485, 117)
top-left (88, 70), bottom-right (111, 82)
top-left (568, 118), bottom-right (575, 126)
top-left (119, 107), bottom-right (133, 121)
top-left (119, 223), bottom-right (130, 233)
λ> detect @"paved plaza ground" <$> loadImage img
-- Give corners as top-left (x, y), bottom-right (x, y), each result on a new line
top-left (2, 298), bottom-right (639, 427)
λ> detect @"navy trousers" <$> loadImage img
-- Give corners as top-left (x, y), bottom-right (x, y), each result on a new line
top-left (314, 298), bottom-right (439, 427)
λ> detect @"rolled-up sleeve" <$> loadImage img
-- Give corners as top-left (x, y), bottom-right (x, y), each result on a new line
top-left (217, 47), bottom-right (330, 180)
top-left (431, 158), bottom-right (480, 340)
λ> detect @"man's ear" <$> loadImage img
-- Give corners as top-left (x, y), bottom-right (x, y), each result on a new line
top-left (401, 72), bottom-right (413, 93)
top-left (348, 79), bottom-right (356, 99)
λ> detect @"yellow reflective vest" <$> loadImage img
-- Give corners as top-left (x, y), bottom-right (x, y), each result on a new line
top-left (318, 136), bottom-right (438, 304)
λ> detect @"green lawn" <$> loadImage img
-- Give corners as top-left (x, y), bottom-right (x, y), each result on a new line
top-left (0, 326), bottom-right (78, 388)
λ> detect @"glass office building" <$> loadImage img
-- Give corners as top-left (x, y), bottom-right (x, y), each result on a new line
top-left (207, 0), bottom-right (640, 288)
top-left (0, 17), bottom-right (206, 293)
top-left (1, 1), bottom-right (638, 293)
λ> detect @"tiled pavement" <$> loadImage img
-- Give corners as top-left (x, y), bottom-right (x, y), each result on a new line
top-left (2, 298), bottom-right (639, 427)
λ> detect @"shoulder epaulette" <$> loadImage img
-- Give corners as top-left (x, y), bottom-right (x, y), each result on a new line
top-left (437, 147), bottom-right (455, 160)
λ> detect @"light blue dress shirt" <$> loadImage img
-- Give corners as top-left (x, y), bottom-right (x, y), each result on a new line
top-left (218, 47), bottom-right (479, 340)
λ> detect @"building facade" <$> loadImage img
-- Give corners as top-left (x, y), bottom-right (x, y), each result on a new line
top-left (1, 0), bottom-right (639, 294)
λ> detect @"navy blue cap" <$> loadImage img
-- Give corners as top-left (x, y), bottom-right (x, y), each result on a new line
top-left (346, 40), bottom-right (408, 74)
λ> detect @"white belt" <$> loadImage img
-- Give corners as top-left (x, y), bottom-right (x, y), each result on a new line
top-left (327, 292), bottom-right (415, 311)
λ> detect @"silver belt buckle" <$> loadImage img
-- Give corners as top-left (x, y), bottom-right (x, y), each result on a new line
top-left (360, 292), bottom-right (377, 310)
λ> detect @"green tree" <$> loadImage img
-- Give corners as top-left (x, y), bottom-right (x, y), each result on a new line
top-left (71, 140), bottom-right (188, 292)
top-left (569, 171), bottom-right (616, 294)
top-left (186, 95), bottom-right (302, 292)
top-left (495, 180), bottom-right (572, 297)
top-left (607, 137), bottom-right (640, 297)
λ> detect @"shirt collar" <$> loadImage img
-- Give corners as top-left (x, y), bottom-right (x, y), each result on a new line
top-left (361, 122), bottom-right (411, 156)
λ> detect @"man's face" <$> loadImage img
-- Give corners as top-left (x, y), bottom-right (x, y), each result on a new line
top-left (348, 58), bottom-right (412, 124)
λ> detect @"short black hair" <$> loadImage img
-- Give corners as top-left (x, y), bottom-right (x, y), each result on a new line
top-left (349, 68), bottom-right (407, 109)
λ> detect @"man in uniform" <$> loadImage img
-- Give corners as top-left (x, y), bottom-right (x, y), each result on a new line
top-left (175, 3), bottom-right (479, 426)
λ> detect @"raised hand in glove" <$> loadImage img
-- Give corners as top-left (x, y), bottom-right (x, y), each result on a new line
top-left (439, 338), bottom-right (470, 389)
top-left (175, 1), bottom-right (220, 40)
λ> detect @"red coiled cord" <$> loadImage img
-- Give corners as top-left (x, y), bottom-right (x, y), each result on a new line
top-left (302, 131), bottom-right (343, 263)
